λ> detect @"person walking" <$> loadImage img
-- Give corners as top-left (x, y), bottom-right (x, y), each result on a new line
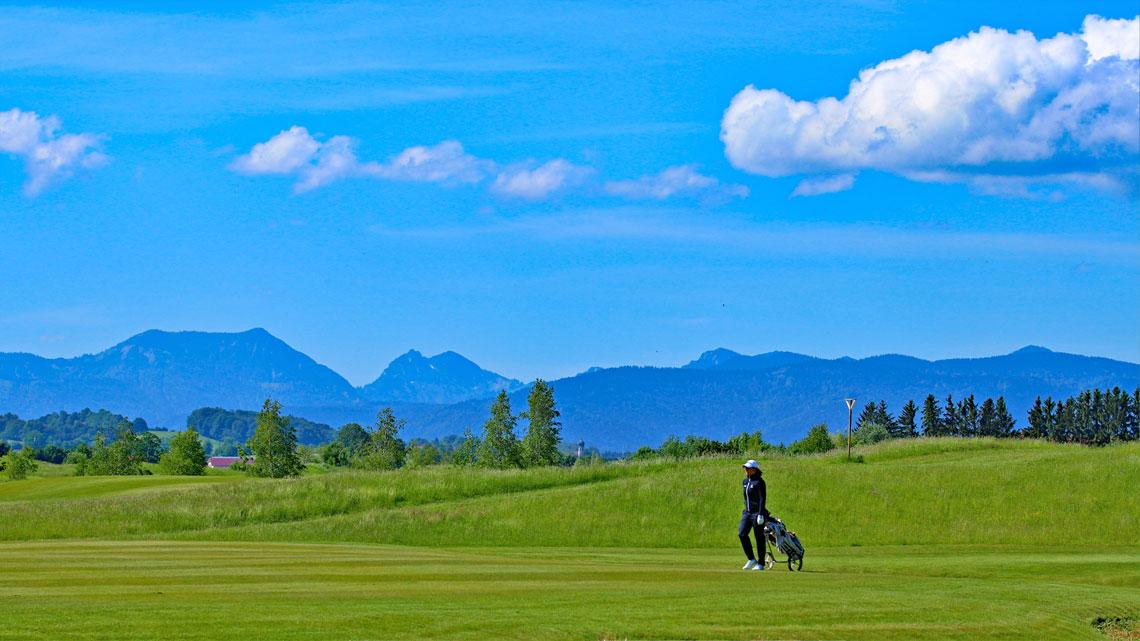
top-left (739, 459), bottom-right (768, 570)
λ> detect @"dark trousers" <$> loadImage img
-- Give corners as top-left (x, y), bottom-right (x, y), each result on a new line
top-left (738, 511), bottom-right (765, 560)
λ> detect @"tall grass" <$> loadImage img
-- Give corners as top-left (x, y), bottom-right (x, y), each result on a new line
top-left (189, 438), bottom-right (1140, 548)
top-left (1, 439), bottom-right (1136, 549)
top-left (0, 461), bottom-right (660, 540)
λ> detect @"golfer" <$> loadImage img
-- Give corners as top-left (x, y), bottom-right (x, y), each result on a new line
top-left (739, 459), bottom-right (768, 570)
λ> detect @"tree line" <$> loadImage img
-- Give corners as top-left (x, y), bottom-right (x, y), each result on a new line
top-left (3, 384), bottom-right (1135, 479)
top-left (315, 380), bottom-right (568, 473)
top-left (627, 386), bottom-right (1140, 461)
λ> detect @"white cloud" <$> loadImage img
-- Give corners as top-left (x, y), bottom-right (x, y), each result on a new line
top-left (231, 128), bottom-right (743, 206)
top-left (604, 164), bottom-right (748, 201)
top-left (230, 131), bottom-right (495, 193)
top-left (229, 126), bottom-right (321, 175)
top-left (364, 140), bottom-right (491, 184)
top-left (1081, 14), bottom-right (1140, 61)
top-left (721, 15), bottom-right (1140, 196)
top-left (0, 108), bottom-right (106, 196)
top-left (490, 159), bottom-right (594, 200)
top-left (790, 174), bottom-right (855, 197)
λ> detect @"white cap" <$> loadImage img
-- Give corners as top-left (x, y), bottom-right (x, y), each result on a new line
top-left (742, 459), bottom-right (759, 469)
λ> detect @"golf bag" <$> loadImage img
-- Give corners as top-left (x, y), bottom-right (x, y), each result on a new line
top-left (762, 515), bottom-right (805, 568)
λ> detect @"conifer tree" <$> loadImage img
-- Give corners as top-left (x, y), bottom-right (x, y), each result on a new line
top-left (943, 395), bottom-right (960, 436)
top-left (959, 395), bottom-right (979, 437)
top-left (1026, 397), bottom-right (1046, 439)
top-left (897, 400), bottom-right (918, 438)
top-left (979, 397), bottom-right (996, 437)
top-left (856, 402), bottom-right (878, 429)
top-left (921, 394), bottom-right (942, 437)
top-left (520, 379), bottom-right (562, 467)
top-left (1043, 397), bottom-right (1058, 441)
top-left (994, 396), bottom-right (1015, 437)
top-left (874, 400), bottom-right (898, 435)
top-left (477, 391), bottom-right (520, 468)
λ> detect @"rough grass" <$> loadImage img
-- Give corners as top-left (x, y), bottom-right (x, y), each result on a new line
top-left (4, 437), bottom-right (1125, 548)
top-left (0, 460), bottom-right (660, 540)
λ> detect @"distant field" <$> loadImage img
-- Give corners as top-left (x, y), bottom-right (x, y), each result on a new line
top-left (0, 438), bottom-right (1136, 640)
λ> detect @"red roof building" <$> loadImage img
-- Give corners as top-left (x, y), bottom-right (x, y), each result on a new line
top-left (207, 456), bottom-right (251, 469)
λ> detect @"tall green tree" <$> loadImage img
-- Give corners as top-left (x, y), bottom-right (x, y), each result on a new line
top-left (477, 391), bottom-right (520, 468)
top-left (336, 423), bottom-right (370, 456)
top-left (158, 427), bottom-right (208, 475)
top-left (137, 432), bottom-right (165, 463)
top-left (994, 396), bottom-right (1016, 437)
top-left (959, 395), bottom-right (980, 437)
top-left (520, 379), bottom-right (562, 467)
top-left (921, 394), bottom-right (942, 436)
top-left (873, 400), bottom-right (898, 435)
top-left (1026, 396), bottom-right (1047, 439)
top-left (856, 402), bottom-right (878, 429)
top-left (246, 399), bottom-right (304, 478)
top-left (943, 395), bottom-right (960, 436)
top-left (80, 422), bottom-right (146, 476)
top-left (354, 408), bottom-right (406, 471)
top-left (897, 400), bottom-right (918, 438)
top-left (979, 397), bottom-right (997, 436)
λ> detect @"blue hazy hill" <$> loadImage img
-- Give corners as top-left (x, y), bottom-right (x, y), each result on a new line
top-left (1, 330), bottom-right (1136, 450)
top-left (360, 349), bottom-right (522, 405)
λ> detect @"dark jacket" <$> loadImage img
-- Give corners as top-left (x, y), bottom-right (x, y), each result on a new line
top-left (743, 472), bottom-right (767, 515)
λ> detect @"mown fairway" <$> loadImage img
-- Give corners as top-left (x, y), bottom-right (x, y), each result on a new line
top-left (0, 439), bottom-right (1137, 640)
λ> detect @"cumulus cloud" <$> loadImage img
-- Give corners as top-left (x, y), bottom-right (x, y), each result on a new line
top-left (364, 140), bottom-right (491, 184)
top-left (228, 125), bottom-right (321, 175)
top-left (0, 108), bottom-right (107, 196)
top-left (790, 174), bottom-right (855, 197)
top-left (230, 129), bottom-right (494, 193)
top-left (490, 159), bottom-right (594, 200)
top-left (231, 127), bottom-right (744, 205)
top-left (604, 164), bottom-right (749, 201)
top-left (721, 14), bottom-right (1140, 196)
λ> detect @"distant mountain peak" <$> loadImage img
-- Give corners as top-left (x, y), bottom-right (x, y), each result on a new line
top-left (362, 349), bottom-right (521, 405)
top-left (685, 348), bottom-right (815, 371)
top-left (1011, 345), bottom-right (1053, 355)
top-left (685, 348), bottom-right (745, 369)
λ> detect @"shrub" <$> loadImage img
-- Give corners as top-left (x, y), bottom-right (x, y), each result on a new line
top-left (854, 422), bottom-right (891, 445)
top-left (158, 427), bottom-right (208, 476)
top-left (5, 449), bottom-right (38, 480)
top-left (791, 423), bottom-right (836, 455)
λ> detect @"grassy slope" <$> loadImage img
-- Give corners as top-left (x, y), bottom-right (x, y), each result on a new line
top-left (0, 438), bottom-right (1136, 641)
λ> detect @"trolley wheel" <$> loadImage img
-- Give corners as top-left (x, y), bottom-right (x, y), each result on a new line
top-left (787, 557), bottom-right (803, 572)
top-left (763, 551), bottom-right (776, 570)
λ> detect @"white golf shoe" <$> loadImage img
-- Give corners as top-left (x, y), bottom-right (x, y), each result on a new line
top-left (752, 562), bottom-right (766, 571)
top-left (742, 559), bottom-right (758, 570)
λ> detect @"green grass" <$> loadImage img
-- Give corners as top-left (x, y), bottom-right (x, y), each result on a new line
top-left (0, 542), bottom-right (1135, 641)
top-left (0, 438), bottom-right (1136, 640)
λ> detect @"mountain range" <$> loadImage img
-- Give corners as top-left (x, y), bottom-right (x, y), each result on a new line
top-left (1, 329), bottom-right (1136, 450)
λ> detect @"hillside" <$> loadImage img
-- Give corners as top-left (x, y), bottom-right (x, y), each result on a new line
top-left (399, 348), bottom-right (1140, 449)
top-left (0, 328), bottom-right (357, 428)
top-left (1, 438), bottom-right (1135, 547)
top-left (0, 439), bottom-right (1136, 641)
top-left (1, 329), bottom-right (1136, 450)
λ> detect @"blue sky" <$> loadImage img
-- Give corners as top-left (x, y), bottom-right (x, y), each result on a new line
top-left (1, 1), bottom-right (1137, 384)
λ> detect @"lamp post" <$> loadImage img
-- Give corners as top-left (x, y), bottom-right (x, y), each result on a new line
top-left (845, 398), bottom-right (856, 460)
